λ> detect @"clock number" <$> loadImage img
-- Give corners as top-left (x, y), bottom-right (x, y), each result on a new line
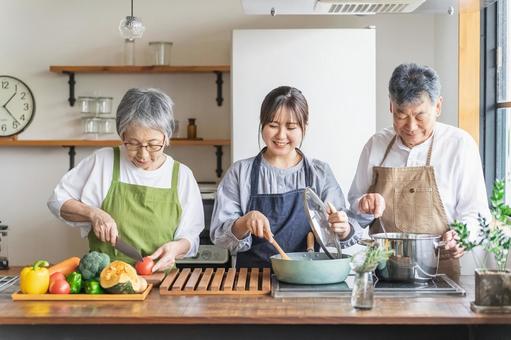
top-left (13, 121), bottom-right (19, 129)
top-left (1, 124), bottom-right (6, 132)
top-left (23, 103), bottom-right (29, 111)
top-left (20, 114), bottom-right (25, 121)
top-left (20, 92), bottom-right (26, 100)
top-left (1, 81), bottom-right (8, 89)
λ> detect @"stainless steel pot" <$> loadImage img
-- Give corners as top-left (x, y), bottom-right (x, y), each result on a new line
top-left (370, 232), bottom-right (445, 282)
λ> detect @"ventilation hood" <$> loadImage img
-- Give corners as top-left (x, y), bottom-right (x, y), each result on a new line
top-left (241, 0), bottom-right (427, 15)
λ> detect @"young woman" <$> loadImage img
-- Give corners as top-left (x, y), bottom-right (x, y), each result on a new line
top-left (210, 86), bottom-right (362, 268)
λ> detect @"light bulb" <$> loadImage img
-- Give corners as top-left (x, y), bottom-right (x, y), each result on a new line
top-left (119, 16), bottom-right (145, 40)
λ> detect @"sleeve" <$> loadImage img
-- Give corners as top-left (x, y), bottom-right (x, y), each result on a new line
top-left (209, 162), bottom-right (252, 253)
top-left (46, 152), bottom-right (99, 235)
top-left (453, 134), bottom-right (491, 239)
top-left (347, 138), bottom-right (377, 227)
top-left (314, 160), bottom-right (363, 248)
top-left (174, 164), bottom-right (205, 257)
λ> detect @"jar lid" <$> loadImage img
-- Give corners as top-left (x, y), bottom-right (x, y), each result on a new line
top-left (96, 97), bottom-right (113, 100)
top-left (77, 96), bottom-right (96, 100)
top-left (303, 187), bottom-right (342, 259)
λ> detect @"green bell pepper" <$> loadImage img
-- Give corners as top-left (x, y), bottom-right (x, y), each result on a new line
top-left (66, 271), bottom-right (83, 294)
top-left (84, 280), bottom-right (104, 294)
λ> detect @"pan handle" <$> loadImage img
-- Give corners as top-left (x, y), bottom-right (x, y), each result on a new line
top-left (307, 232), bottom-right (315, 253)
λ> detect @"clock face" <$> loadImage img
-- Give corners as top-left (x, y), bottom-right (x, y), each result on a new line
top-left (0, 75), bottom-right (35, 137)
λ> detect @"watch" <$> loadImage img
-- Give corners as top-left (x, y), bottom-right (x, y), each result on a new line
top-left (0, 75), bottom-right (35, 137)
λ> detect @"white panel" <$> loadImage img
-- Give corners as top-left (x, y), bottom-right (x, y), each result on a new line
top-left (232, 29), bottom-right (375, 193)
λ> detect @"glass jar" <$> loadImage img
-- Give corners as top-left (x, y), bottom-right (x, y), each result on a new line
top-left (96, 97), bottom-right (113, 114)
top-left (82, 117), bottom-right (100, 134)
top-left (124, 38), bottom-right (136, 65)
top-left (77, 96), bottom-right (97, 114)
top-left (149, 41), bottom-right (173, 65)
top-left (351, 271), bottom-right (374, 309)
top-left (98, 117), bottom-right (116, 134)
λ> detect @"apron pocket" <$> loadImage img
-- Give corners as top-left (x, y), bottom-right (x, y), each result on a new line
top-left (394, 187), bottom-right (433, 232)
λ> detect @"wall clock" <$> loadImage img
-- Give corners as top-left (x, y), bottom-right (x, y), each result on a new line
top-left (0, 75), bottom-right (35, 137)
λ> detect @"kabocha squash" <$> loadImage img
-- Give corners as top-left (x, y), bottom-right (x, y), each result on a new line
top-left (99, 261), bottom-right (147, 294)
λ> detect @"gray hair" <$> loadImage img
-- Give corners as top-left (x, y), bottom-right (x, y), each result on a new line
top-left (116, 88), bottom-right (175, 140)
top-left (388, 63), bottom-right (441, 106)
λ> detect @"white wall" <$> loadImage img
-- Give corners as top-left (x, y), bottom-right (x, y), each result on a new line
top-left (0, 0), bottom-right (459, 266)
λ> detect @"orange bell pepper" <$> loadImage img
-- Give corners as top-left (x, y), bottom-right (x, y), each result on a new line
top-left (20, 260), bottom-right (50, 294)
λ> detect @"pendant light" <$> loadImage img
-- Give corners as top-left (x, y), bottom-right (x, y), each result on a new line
top-left (119, 0), bottom-right (145, 40)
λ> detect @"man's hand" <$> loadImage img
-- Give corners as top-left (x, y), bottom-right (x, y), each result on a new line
top-left (358, 193), bottom-right (385, 217)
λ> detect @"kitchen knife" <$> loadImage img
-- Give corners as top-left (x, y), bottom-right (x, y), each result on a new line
top-left (114, 238), bottom-right (143, 262)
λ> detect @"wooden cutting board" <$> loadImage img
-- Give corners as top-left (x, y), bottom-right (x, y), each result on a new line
top-left (141, 272), bottom-right (166, 287)
top-left (11, 285), bottom-right (152, 301)
top-left (159, 267), bottom-right (271, 296)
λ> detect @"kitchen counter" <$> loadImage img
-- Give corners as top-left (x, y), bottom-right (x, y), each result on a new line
top-left (0, 268), bottom-right (510, 340)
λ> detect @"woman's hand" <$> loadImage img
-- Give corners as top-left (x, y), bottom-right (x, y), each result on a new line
top-left (358, 193), bottom-right (386, 217)
top-left (233, 210), bottom-right (273, 241)
top-left (90, 208), bottom-right (118, 246)
top-left (441, 230), bottom-right (465, 259)
top-left (326, 202), bottom-right (351, 240)
top-left (150, 239), bottom-right (190, 272)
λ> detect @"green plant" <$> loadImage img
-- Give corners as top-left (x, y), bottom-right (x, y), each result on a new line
top-left (450, 179), bottom-right (511, 271)
top-left (351, 244), bottom-right (393, 273)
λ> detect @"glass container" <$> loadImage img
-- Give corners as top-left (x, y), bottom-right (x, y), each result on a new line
top-left (124, 38), bottom-right (136, 65)
top-left (351, 271), bottom-right (374, 309)
top-left (96, 97), bottom-right (113, 114)
top-left (82, 117), bottom-right (101, 134)
top-left (77, 96), bottom-right (97, 115)
top-left (98, 117), bottom-right (116, 134)
top-left (149, 41), bottom-right (173, 66)
top-left (187, 118), bottom-right (197, 139)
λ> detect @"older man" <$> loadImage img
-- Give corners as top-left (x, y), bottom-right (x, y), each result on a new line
top-left (348, 63), bottom-right (491, 279)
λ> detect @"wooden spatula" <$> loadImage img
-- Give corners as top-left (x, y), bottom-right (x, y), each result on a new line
top-left (269, 238), bottom-right (290, 260)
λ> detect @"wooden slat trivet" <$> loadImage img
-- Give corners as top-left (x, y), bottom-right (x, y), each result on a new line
top-left (159, 267), bottom-right (271, 296)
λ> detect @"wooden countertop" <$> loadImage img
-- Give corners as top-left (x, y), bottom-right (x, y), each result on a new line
top-left (0, 268), bottom-right (510, 326)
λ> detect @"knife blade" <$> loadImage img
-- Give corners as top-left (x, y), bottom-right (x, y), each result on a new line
top-left (114, 238), bottom-right (143, 262)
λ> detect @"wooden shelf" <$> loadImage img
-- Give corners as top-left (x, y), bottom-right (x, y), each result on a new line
top-left (0, 139), bottom-right (230, 147)
top-left (0, 139), bottom-right (230, 176)
top-left (49, 65), bottom-right (230, 107)
top-left (49, 65), bottom-right (230, 74)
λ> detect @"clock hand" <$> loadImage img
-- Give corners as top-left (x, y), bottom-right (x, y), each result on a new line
top-left (4, 106), bottom-right (21, 125)
top-left (3, 91), bottom-right (16, 108)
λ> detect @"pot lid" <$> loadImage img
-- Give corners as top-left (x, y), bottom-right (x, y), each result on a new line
top-left (303, 187), bottom-right (342, 259)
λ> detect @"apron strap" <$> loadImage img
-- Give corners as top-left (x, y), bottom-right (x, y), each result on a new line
top-left (171, 160), bottom-right (180, 191)
top-left (112, 147), bottom-right (120, 182)
top-left (249, 148), bottom-right (311, 196)
top-left (379, 135), bottom-right (396, 166)
top-left (426, 134), bottom-right (435, 166)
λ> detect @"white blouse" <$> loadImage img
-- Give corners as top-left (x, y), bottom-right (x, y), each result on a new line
top-left (47, 147), bottom-right (204, 257)
top-left (348, 122), bottom-right (491, 238)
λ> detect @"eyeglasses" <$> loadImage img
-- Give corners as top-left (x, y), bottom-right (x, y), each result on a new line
top-left (123, 139), bottom-right (165, 153)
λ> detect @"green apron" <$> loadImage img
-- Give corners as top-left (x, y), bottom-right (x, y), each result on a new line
top-left (88, 147), bottom-right (182, 265)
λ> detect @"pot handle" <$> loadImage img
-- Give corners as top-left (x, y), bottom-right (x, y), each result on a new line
top-left (358, 239), bottom-right (375, 247)
top-left (434, 239), bottom-right (447, 249)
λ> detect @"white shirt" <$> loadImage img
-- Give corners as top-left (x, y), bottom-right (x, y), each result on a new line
top-left (348, 122), bottom-right (491, 237)
top-left (47, 147), bottom-right (204, 257)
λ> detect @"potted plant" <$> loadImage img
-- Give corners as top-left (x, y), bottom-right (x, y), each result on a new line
top-left (350, 244), bottom-right (393, 310)
top-left (451, 179), bottom-right (511, 312)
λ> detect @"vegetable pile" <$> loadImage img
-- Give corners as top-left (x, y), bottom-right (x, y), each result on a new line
top-left (19, 251), bottom-right (148, 295)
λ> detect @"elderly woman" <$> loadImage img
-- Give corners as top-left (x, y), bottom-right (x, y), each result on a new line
top-left (48, 88), bottom-right (204, 272)
top-left (349, 63), bottom-right (491, 280)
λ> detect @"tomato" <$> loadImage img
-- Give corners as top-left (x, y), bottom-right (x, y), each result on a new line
top-left (50, 272), bottom-right (66, 284)
top-left (135, 256), bottom-right (154, 275)
top-left (49, 279), bottom-right (71, 294)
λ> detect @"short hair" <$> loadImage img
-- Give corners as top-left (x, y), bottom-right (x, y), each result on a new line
top-left (259, 86), bottom-right (308, 137)
top-left (388, 63), bottom-right (441, 106)
top-left (116, 88), bottom-right (175, 140)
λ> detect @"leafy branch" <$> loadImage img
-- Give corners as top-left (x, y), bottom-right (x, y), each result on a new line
top-left (351, 244), bottom-right (394, 273)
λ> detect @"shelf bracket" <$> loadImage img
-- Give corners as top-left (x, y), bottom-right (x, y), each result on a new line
top-left (214, 71), bottom-right (224, 106)
top-left (63, 71), bottom-right (76, 106)
top-left (214, 145), bottom-right (223, 178)
top-left (66, 146), bottom-right (76, 170)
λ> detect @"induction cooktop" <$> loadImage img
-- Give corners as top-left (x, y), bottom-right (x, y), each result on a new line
top-left (271, 274), bottom-right (466, 298)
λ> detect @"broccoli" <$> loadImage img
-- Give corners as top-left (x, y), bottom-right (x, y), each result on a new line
top-left (78, 251), bottom-right (110, 280)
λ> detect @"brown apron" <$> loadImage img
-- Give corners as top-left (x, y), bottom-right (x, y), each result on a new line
top-left (368, 134), bottom-right (460, 281)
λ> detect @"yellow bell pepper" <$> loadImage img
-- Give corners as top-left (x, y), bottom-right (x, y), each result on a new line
top-left (20, 260), bottom-right (50, 294)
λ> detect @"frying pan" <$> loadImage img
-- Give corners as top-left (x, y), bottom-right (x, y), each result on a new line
top-left (270, 232), bottom-right (351, 284)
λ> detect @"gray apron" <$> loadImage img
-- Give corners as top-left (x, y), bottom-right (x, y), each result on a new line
top-left (368, 134), bottom-right (460, 281)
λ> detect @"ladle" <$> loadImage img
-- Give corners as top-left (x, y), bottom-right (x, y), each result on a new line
top-left (379, 217), bottom-right (389, 238)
